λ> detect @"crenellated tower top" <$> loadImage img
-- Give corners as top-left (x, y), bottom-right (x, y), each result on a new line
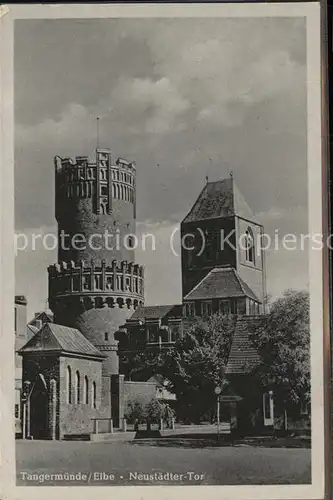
top-left (54, 148), bottom-right (137, 266)
top-left (48, 148), bottom-right (144, 375)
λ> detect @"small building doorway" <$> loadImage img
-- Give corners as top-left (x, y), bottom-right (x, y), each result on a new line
top-left (30, 376), bottom-right (49, 439)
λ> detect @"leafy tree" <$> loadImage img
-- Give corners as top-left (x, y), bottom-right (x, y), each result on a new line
top-left (160, 314), bottom-right (235, 422)
top-left (121, 314), bottom-right (235, 423)
top-left (249, 289), bottom-right (310, 424)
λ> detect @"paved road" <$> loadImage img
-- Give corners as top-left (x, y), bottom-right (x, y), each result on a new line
top-left (16, 440), bottom-right (311, 486)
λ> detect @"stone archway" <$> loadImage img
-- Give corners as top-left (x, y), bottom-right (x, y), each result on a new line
top-left (29, 376), bottom-right (49, 439)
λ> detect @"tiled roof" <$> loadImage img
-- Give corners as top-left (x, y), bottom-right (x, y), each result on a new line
top-left (184, 267), bottom-right (259, 302)
top-left (129, 304), bottom-right (182, 322)
top-left (182, 178), bottom-right (259, 224)
top-left (29, 311), bottom-right (54, 325)
top-left (226, 316), bottom-right (264, 375)
top-left (18, 323), bottom-right (104, 359)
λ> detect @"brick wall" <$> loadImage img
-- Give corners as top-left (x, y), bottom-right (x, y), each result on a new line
top-left (123, 380), bottom-right (158, 412)
top-left (73, 307), bottom-right (134, 375)
top-left (57, 197), bottom-right (135, 265)
top-left (181, 218), bottom-right (237, 298)
top-left (236, 217), bottom-right (265, 304)
top-left (22, 355), bottom-right (60, 439)
top-left (58, 355), bottom-right (103, 438)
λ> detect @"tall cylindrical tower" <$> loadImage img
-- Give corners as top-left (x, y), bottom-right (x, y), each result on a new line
top-left (48, 149), bottom-right (144, 375)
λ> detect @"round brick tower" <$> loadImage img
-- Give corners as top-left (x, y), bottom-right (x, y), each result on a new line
top-left (48, 149), bottom-right (144, 375)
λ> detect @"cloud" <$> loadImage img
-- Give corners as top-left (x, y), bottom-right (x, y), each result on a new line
top-left (144, 18), bottom-right (305, 128)
top-left (109, 76), bottom-right (190, 134)
top-left (14, 17), bottom-right (308, 309)
top-left (17, 76), bottom-right (190, 151)
top-left (16, 103), bottom-right (94, 151)
top-left (15, 225), bottom-right (57, 319)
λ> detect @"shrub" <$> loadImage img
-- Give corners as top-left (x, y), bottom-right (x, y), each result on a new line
top-left (124, 399), bottom-right (146, 424)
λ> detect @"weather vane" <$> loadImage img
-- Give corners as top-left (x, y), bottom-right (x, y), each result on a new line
top-left (96, 117), bottom-right (100, 150)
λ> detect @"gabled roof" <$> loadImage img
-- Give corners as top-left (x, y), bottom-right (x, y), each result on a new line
top-left (18, 323), bottom-right (104, 359)
top-left (184, 267), bottom-right (260, 302)
top-left (182, 178), bottom-right (259, 224)
top-left (226, 316), bottom-right (264, 375)
top-left (29, 310), bottom-right (54, 325)
top-left (128, 304), bottom-right (182, 323)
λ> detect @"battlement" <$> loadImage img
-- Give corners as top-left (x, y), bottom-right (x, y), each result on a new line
top-left (48, 259), bottom-right (144, 298)
top-left (48, 259), bottom-right (144, 276)
top-left (54, 150), bottom-right (136, 210)
top-left (54, 151), bottom-right (136, 176)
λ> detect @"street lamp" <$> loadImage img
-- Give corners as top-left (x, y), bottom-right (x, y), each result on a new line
top-left (21, 381), bottom-right (31, 440)
top-left (214, 386), bottom-right (222, 440)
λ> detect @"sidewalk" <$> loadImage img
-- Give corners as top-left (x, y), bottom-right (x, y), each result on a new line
top-left (90, 424), bottom-right (310, 448)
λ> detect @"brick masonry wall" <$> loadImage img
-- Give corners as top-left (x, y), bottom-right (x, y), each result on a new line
top-left (22, 355), bottom-right (60, 439)
top-left (58, 356), bottom-right (103, 438)
top-left (181, 218), bottom-right (237, 298)
top-left (236, 217), bottom-right (265, 304)
top-left (73, 307), bottom-right (134, 374)
top-left (123, 381), bottom-right (157, 412)
top-left (57, 197), bottom-right (135, 265)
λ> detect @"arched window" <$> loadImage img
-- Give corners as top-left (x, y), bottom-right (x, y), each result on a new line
top-left (83, 376), bottom-right (89, 405)
top-left (112, 184), bottom-right (116, 198)
top-left (245, 227), bottom-right (255, 264)
top-left (92, 381), bottom-right (97, 409)
top-left (75, 371), bottom-right (80, 404)
top-left (116, 184), bottom-right (120, 199)
top-left (121, 185), bottom-right (124, 200)
top-left (66, 366), bottom-right (72, 404)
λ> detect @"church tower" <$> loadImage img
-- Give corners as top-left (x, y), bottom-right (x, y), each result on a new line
top-left (181, 176), bottom-right (267, 316)
top-left (48, 149), bottom-right (144, 375)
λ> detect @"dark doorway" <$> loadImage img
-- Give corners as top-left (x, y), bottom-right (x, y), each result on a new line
top-left (30, 376), bottom-right (49, 439)
top-left (220, 403), bottom-right (231, 422)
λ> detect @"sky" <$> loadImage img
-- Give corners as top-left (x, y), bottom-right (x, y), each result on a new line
top-left (14, 17), bottom-right (309, 320)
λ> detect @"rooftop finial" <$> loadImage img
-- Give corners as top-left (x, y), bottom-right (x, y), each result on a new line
top-left (205, 157), bottom-right (213, 184)
top-left (230, 170), bottom-right (234, 179)
top-left (96, 117), bottom-right (100, 150)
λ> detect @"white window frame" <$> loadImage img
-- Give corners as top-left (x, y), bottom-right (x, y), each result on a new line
top-left (147, 324), bottom-right (159, 344)
top-left (219, 299), bottom-right (230, 315)
top-left (184, 302), bottom-right (195, 317)
top-left (201, 300), bottom-right (213, 316)
top-left (245, 227), bottom-right (255, 264)
top-left (263, 391), bottom-right (274, 426)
